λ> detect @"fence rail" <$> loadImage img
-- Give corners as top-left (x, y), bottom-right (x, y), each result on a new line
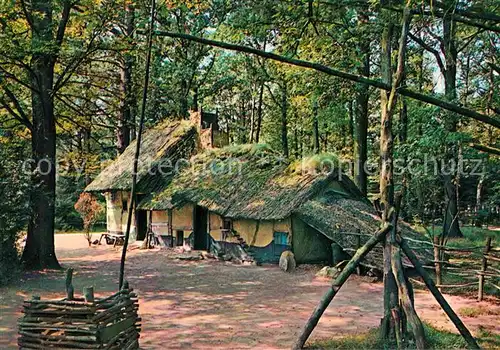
top-left (341, 230), bottom-right (499, 299)
top-left (427, 236), bottom-right (498, 299)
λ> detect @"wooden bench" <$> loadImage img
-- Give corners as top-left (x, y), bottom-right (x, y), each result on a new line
top-left (99, 233), bottom-right (126, 247)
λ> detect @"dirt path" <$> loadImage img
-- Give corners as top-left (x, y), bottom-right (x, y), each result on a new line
top-left (0, 234), bottom-right (499, 349)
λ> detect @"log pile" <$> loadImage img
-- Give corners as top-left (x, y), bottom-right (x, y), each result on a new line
top-left (18, 271), bottom-right (140, 349)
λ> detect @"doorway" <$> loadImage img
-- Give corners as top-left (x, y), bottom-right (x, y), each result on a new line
top-left (136, 210), bottom-right (148, 241)
top-left (193, 205), bottom-right (209, 250)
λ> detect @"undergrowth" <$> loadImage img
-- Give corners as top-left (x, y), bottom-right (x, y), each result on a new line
top-left (307, 324), bottom-right (500, 349)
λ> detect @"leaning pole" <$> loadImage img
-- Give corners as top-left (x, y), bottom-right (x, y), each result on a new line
top-left (398, 236), bottom-right (480, 349)
top-left (118, 0), bottom-right (156, 290)
top-left (292, 223), bottom-right (391, 350)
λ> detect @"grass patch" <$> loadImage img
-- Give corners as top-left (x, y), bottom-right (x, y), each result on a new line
top-left (446, 226), bottom-right (498, 249)
top-left (307, 324), bottom-right (500, 349)
top-left (458, 306), bottom-right (500, 318)
top-left (414, 225), bottom-right (497, 247)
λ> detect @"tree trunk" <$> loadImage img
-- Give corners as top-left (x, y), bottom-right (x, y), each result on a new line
top-left (379, 18), bottom-right (398, 340)
top-left (180, 79), bottom-right (189, 119)
top-left (83, 126), bottom-right (92, 186)
top-left (117, 3), bottom-right (135, 154)
top-left (294, 127), bottom-right (299, 158)
top-left (379, 10), bottom-right (424, 347)
top-left (312, 100), bottom-right (320, 154)
top-left (250, 92), bottom-right (255, 143)
top-left (281, 83), bottom-right (289, 158)
top-left (240, 99), bottom-right (247, 143)
top-left (21, 0), bottom-right (60, 269)
top-left (117, 60), bottom-right (131, 154)
top-left (442, 9), bottom-right (462, 238)
top-left (348, 100), bottom-right (354, 177)
top-left (193, 86), bottom-right (199, 112)
top-left (353, 11), bottom-right (370, 196)
top-left (120, 0), bottom-right (155, 289)
top-left (255, 83), bottom-right (264, 143)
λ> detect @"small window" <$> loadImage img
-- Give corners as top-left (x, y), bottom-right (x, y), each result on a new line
top-left (111, 192), bottom-right (119, 202)
top-left (122, 200), bottom-right (128, 211)
top-left (176, 230), bottom-right (184, 246)
top-left (223, 219), bottom-right (232, 231)
top-left (222, 219), bottom-right (232, 240)
top-left (273, 231), bottom-right (288, 245)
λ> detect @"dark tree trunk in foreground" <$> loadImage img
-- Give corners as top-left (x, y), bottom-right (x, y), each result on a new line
top-left (281, 82), bottom-right (289, 158)
top-left (379, 9), bottom-right (425, 348)
top-left (354, 10), bottom-right (370, 196)
top-left (21, 0), bottom-right (64, 269)
top-left (379, 18), bottom-right (398, 339)
top-left (117, 2), bottom-right (135, 155)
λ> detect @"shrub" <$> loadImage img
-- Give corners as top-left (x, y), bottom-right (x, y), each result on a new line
top-left (74, 193), bottom-right (103, 246)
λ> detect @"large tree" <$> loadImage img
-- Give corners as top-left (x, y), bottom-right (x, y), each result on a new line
top-left (0, 0), bottom-right (115, 268)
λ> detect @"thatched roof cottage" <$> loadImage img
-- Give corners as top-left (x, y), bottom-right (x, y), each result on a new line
top-left (86, 113), bottom-right (430, 269)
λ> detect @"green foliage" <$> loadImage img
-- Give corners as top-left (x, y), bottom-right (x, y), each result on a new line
top-left (1, 0), bottom-right (498, 271)
top-left (0, 134), bottom-right (29, 285)
top-left (55, 176), bottom-right (85, 231)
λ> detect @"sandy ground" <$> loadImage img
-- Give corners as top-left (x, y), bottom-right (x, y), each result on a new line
top-left (0, 234), bottom-right (499, 349)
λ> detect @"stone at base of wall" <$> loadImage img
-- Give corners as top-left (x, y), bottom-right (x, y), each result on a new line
top-left (279, 251), bottom-right (296, 272)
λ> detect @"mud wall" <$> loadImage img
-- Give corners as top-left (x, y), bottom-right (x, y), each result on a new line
top-left (105, 191), bottom-right (136, 236)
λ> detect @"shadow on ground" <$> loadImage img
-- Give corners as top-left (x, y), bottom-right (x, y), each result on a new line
top-left (0, 234), bottom-right (498, 349)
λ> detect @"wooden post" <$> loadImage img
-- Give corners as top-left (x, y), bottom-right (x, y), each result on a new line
top-left (293, 223), bottom-right (391, 350)
top-left (119, 0), bottom-right (156, 290)
top-left (433, 235), bottom-right (442, 291)
top-left (168, 208), bottom-right (173, 248)
top-left (355, 230), bottom-right (361, 275)
top-left (122, 280), bottom-right (130, 291)
top-left (65, 268), bottom-right (74, 301)
top-left (83, 287), bottom-right (94, 303)
top-left (398, 236), bottom-right (480, 350)
top-left (478, 236), bottom-right (492, 301)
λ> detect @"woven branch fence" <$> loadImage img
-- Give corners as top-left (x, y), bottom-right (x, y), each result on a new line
top-left (18, 270), bottom-right (141, 349)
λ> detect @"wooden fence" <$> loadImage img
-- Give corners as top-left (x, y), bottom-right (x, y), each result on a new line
top-left (18, 270), bottom-right (141, 349)
top-left (402, 236), bottom-right (500, 300)
top-left (341, 231), bottom-right (500, 299)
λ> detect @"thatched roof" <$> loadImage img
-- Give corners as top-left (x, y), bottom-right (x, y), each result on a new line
top-left (136, 143), bottom-right (432, 268)
top-left (297, 196), bottom-right (433, 268)
top-left (85, 120), bottom-right (198, 193)
top-left (137, 145), bottom-right (367, 220)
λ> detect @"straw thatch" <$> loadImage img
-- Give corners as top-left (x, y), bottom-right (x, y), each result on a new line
top-left (297, 196), bottom-right (433, 268)
top-left (85, 120), bottom-right (198, 193)
top-left (137, 144), bottom-right (365, 220)
top-left (135, 143), bottom-right (432, 268)
top-left (86, 122), bottom-right (432, 269)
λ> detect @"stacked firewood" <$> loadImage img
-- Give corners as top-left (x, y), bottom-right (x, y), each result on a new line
top-left (18, 270), bottom-right (141, 349)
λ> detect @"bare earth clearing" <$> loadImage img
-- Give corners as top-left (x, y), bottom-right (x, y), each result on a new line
top-left (0, 234), bottom-right (499, 349)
